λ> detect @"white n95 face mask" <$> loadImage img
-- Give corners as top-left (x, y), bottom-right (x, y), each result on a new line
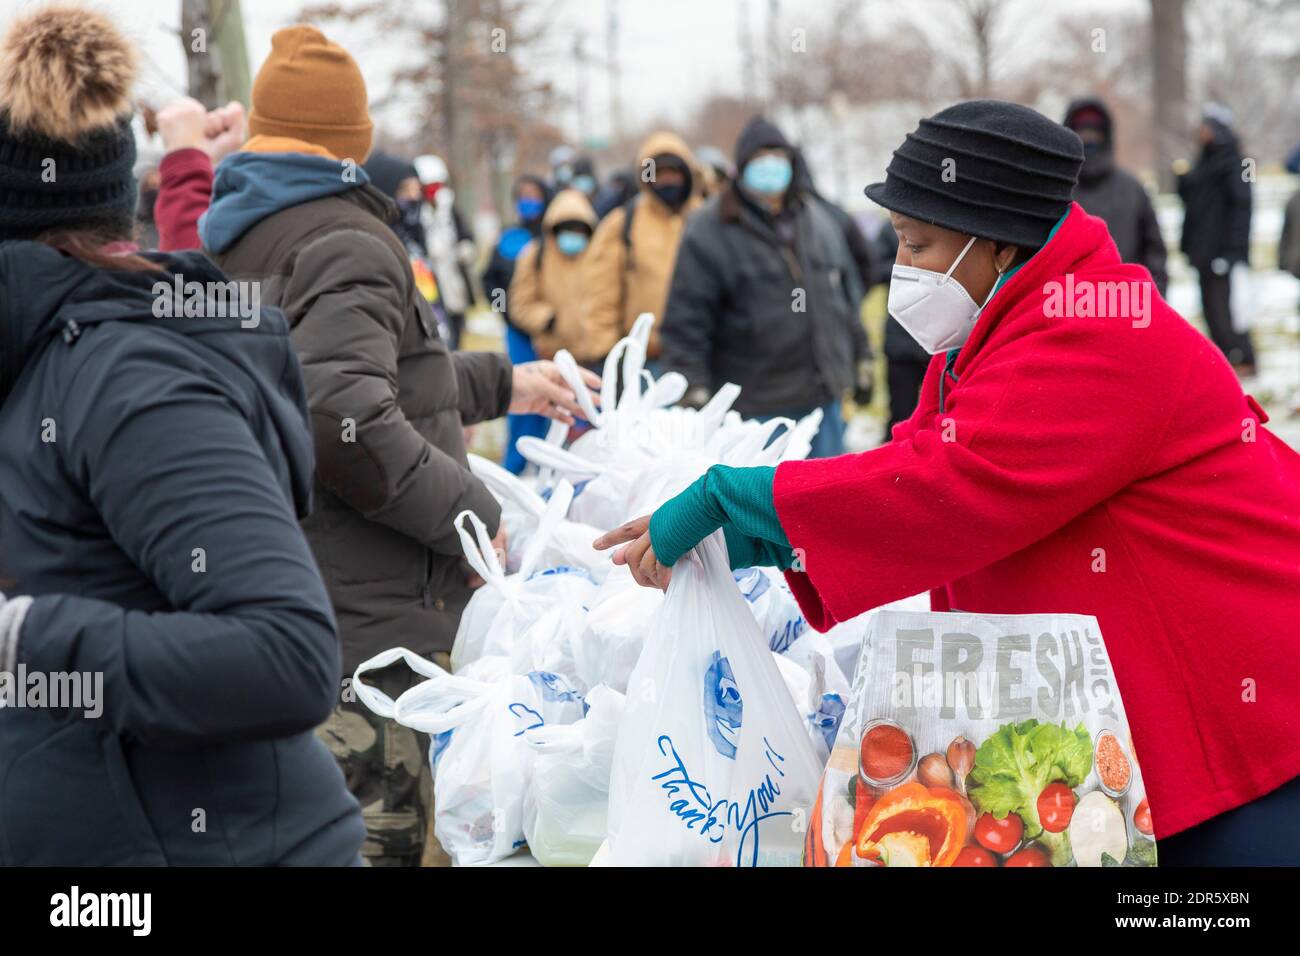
top-left (888, 235), bottom-right (1001, 354)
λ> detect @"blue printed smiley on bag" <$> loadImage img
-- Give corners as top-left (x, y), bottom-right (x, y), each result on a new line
top-left (704, 651), bottom-right (743, 759)
top-left (527, 670), bottom-right (583, 705)
top-left (813, 694), bottom-right (846, 754)
top-left (733, 567), bottom-right (771, 602)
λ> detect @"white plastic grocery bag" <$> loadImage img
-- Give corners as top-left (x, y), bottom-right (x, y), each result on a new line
top-left (465, 453), bottom-right (538, 572)
top-left (773, 650), bottom-right (848, 766)
top-left (803, 611), bottom-right (1157, 868)
top-left (522, 684), bottom-right (626, 866)
top-left (449, 485), bottom-right (598, 673)
top-left (821, 593), bottom-right (930, 682)
top-left (573, 565), bottom-right (664, 694)
top-left (1229, 261), bottom-right (1255, 334)
top-left (353, 647), bottom-right (586, 866)
top-left (602, 532), bottom-right (823, 867)
top-left (508, 599), bottom-right (590, 693)
top-left (782, 628), bottom-right (852, 700)
top-left (516, 437), bottom-right (637, 530)
top-left (733, 566), bottom-right (806, 653)
top-left (466, 454), bottom-right (611, 580)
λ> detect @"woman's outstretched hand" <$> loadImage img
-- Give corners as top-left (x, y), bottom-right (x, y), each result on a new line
top-left (593, 515), bottom-right (672, 591)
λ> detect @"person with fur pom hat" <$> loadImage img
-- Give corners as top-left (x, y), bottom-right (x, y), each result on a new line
top-left (0, 3), bottom-right (365, 865)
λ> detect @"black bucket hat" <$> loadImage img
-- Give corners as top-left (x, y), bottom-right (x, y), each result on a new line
top-left (865, 100), bottom-right (1083, 248)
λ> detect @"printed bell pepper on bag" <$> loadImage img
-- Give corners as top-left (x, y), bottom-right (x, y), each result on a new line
top-left (855, 783), bottom-right (969, 867)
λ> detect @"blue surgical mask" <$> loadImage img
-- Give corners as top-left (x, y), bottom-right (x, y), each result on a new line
top-left (572, 174), bottom-right (596, 195)
top-left (516, 196), bottom-right (544, 222)
top-left (555, 230), bottom-right (589, 256)
top-left (742, 154), bottom-right (793, 196)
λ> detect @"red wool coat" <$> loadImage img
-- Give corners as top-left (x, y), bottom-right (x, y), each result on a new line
top-left (775, 202), bottom-right (1300, 839)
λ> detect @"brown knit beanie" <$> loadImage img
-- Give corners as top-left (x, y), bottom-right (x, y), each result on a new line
top-left (249, 25), bottom-right (373, 162)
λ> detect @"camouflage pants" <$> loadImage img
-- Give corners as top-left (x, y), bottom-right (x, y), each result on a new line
top-left (315, 652), bottom-right (452, 867)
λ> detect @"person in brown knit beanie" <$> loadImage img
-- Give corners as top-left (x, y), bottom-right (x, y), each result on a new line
top-left (246, 24), bottom-right (373, 162)
top-left (178, 21), bottom-right (599, 868)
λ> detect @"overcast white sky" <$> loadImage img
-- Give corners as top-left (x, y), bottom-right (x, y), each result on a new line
top-left (0, 0), bottom-right (1147, 141)
top-left (0, 0), bottom-right (1177, 207)
top-left (0, 0), bottom-right (753, 138)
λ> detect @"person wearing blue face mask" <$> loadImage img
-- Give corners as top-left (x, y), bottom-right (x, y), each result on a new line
top-left (742, 150), bottom-right (794, 196)
top-left (659, 116), bottom-right (869, 458)
top-left (483, 174), bottom-right (554, 472)
top-left (509, 188), bottom-right (603, 363)
top-left (568, 155), bottom-right (599, 203)
top-left (516, 193), bottom-right (545, 222)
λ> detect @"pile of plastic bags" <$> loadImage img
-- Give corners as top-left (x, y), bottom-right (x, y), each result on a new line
top-left (353, 314), bottom-right (852, 867)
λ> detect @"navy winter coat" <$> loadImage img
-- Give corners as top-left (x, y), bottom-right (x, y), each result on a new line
top-left (0, 242), bottom-right (364, 865)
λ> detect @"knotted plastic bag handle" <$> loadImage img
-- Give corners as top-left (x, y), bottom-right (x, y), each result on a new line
top-left (352, 646), bottom-right (451, 720)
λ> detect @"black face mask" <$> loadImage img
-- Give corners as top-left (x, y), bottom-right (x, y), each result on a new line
top-left (396, 197), bottom-right (423, 225)
top-left (651, 181), bottom-right (689, 209)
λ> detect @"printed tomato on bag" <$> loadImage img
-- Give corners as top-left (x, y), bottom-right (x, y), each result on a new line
top-left (805, 611), bottom-right (1157, 868)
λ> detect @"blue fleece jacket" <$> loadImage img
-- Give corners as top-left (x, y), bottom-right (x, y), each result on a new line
top-left (0, 242), bottom-right (365, 865)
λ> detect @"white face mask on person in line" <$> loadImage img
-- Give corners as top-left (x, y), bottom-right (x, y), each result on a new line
top-left (887, 235), bottom-right (1004, 354)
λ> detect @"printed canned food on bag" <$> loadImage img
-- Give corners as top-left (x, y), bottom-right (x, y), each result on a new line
top-left (804, 611), bottom-right (1157, 868)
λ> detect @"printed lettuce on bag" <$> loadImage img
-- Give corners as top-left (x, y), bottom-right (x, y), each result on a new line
top-left (805, 611), bottom-right (1156, 868)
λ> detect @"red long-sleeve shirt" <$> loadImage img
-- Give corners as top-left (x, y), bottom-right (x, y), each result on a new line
top-left (155, 148), bottom-right (214, 252)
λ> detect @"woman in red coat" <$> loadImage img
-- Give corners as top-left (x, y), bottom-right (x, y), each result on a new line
top-left (596, 101), bottom-right (1300, 865)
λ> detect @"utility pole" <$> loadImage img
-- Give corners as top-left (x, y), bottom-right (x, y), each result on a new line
top-left (179, 0), bottom-right (251, 108)
top-left (443, 0), bottom-right (477, 218)
top-left (766, 0), bottom-right (780, 111)
top-left (606, 0), bottom-right (622, 149)
top-left (575, 32), bottom-right (588, 146)
top-left (1151, 0), bottom-right (1188, 193)
top-left (212, 0), bottom-right (250, 107)
top-left (180, 0), bottom-right (219, 107)
top-left (738, 0), bottom-right (757, 103)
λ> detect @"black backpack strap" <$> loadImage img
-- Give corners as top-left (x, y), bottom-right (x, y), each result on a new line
top-left (620, 196), bottom-right (638, 272)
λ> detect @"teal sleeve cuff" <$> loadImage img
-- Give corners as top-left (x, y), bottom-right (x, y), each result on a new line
top-left (721, 522), bottom-right (761, 570)
top-left (650, 464), bottom-right (790, 568)
top-left (649, 473), bottom-right (726, 567)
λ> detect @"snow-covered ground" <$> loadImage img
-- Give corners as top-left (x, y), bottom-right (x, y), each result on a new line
top-left (1159, 174), bottom-right (1300, 449)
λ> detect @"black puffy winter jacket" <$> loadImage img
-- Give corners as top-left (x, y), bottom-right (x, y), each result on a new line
top-left (1178, 120), bottom-right (1253, 270)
